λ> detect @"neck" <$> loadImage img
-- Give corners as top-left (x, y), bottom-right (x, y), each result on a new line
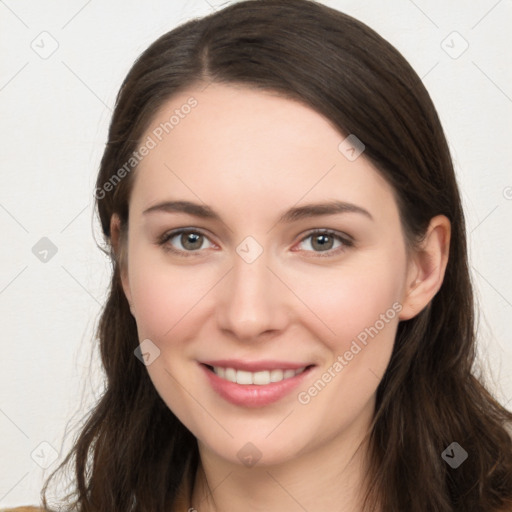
top-left (190, 414), bottom-right (377, 512)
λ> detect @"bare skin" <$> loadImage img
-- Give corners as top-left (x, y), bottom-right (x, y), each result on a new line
top-left (111, 83), bottom-right (450, 511)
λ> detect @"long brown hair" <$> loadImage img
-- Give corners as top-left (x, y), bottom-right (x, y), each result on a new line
top-left (41, 1), bottom-right (512, 510)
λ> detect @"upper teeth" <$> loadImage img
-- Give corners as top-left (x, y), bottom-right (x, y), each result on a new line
top-left (212, 366), bottom-right (307, 385)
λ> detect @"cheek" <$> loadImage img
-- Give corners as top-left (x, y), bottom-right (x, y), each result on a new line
top-left (126, 253), bottom-right (214, 426)
top-left (292, 266), bottom-right (401, 423)
top-left (288, 257), bottom-right (404, 354)
top-left (127, 247), bottom-right (212, 339)
top-left (130, 272), bottom-right (174, 338)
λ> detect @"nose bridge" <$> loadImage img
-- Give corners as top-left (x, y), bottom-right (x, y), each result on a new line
top-left (216, 239), bottom-right (287, 340)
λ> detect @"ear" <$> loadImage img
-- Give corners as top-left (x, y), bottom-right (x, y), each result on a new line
top-left (110, 214), bottom-right (134, 315)
top-left (399, 215), bottom-right (451, 321)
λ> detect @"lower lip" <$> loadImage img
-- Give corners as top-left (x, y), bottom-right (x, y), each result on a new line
top-left (200, 363), bottom-right (314, 408)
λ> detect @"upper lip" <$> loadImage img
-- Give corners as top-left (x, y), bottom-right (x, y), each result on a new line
top-left (201, 359), bottom-right (314, 372)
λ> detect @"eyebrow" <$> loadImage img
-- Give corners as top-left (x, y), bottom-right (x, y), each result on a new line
top-left (142, 199), bottom-right (373, 223)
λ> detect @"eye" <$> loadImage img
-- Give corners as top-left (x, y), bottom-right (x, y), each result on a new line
top-left (158, 228), bottom-right (214, 256)
top-left (295, 229), bottom-right (353, 256)
top-left (157, 227), bottom-right (353, 258)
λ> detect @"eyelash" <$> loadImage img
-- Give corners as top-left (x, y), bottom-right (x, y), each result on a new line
top-left (157, 228), bottom-right (354, 258)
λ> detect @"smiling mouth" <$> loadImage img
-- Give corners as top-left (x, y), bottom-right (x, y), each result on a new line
top-left (203, 364), bottom-right (314, 385)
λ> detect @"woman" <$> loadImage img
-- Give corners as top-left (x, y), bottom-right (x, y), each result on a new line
top-left (10, 0), bottom-right (511, 510)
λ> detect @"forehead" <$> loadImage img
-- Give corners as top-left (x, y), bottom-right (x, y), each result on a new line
top-left (129, 83), bottom-right (395, 219)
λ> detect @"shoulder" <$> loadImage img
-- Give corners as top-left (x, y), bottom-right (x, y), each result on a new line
top-left (0, 507), bottom-right (47, 512)
top-left (494, 502), bottom-right (512, 512)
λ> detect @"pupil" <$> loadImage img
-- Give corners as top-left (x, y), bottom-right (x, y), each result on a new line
top-left (183, 233), bottom-right (201, 249)
top-left (313, 234), bottom-right (332, 251)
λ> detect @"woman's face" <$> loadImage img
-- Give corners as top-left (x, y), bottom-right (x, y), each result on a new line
top-left (118, 83), bottom-right (416, 467)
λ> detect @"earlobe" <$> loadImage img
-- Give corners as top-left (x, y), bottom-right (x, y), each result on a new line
top-left (110, 214), bottom-right (134, 314)
top-left (399, 215), bottom-right (451, 321)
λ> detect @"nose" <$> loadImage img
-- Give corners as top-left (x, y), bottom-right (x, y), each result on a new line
top-left (215, 248), bottom-right (290, 342)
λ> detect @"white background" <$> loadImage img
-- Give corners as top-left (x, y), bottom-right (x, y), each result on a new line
top-left (1, 0), bottom-right (511, 508)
